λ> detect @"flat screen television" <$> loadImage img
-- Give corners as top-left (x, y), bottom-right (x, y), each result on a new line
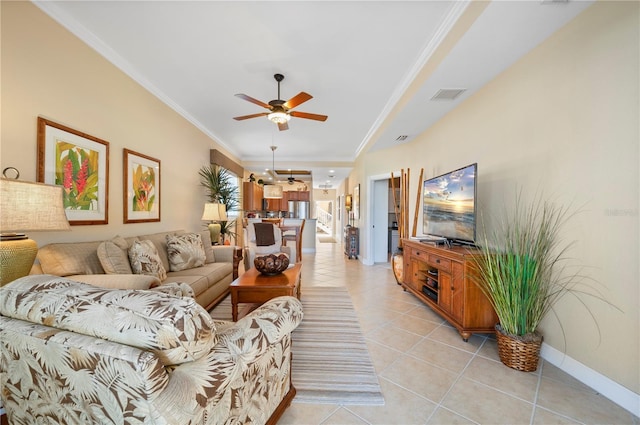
top-left (422, 163), bottom-right (477, 244)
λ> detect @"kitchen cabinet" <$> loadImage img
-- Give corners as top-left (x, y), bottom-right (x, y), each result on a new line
top-left (285, 191), bottom-right (309, 202)
top-left (243, 182), bottom-right (263, 211)
top-left (264, 197), bottom-right (285, 211)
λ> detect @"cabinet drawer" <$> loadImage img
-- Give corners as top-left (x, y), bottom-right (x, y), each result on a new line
top-left (409, 247), bottom-right (427, 259)
top-left (428, 254), bottom-right (451, 272)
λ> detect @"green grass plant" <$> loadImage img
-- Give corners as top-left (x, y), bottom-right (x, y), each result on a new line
top-left (473, 192), bottom-right (607, 339)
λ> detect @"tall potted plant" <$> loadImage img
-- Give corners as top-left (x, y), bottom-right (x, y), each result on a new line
top-left (199, 165), bottom-right (240, 243)
top-left (473, 192), bottom-right (609, 372)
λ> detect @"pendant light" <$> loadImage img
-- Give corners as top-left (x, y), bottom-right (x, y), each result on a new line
top-left (263, 145), bottom-right (283, 199)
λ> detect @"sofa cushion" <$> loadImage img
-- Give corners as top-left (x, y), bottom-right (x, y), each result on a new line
top-left (164, 274), bottom-right (209, 298)
top-left (128, 240), bottom-right (167, 281)
top-left (166, 233), bottom-right (206, 272)
top-left (37, 241), bottom-right (104, 276)
top-left (138, 230), bottom-right (184, 272)
top-left (0, 275), bottom-right (216, 365)
top-left (97, 236), bottom-right (135, 274)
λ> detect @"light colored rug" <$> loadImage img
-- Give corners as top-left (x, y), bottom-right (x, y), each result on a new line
top-left (209, 286), bottom-right (384, 406)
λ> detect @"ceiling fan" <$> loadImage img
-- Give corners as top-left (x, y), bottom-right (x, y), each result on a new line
top-left (287, 171), bottom-right (304, 185)
top-left (233, 73), bottom-right (328, 131)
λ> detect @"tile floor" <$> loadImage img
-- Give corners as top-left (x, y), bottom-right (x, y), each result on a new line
top-left (277, 237), bottom-right (638, 425)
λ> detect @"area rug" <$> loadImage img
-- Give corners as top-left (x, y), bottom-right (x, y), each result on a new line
top-left (209, 286), bottom-right (384, 406)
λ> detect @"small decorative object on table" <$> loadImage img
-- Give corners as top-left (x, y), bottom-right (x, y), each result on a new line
top-left (254, 253), bottom-right (289, 275)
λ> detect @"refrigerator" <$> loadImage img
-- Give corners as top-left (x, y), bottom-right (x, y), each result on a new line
top-left (288, 201), bottom-right (309, 219)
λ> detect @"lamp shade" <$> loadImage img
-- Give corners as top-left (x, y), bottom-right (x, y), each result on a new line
top-left (201, 203), bottom-right (227, 221)
top-left (1, 178), bottom-right (70, 285)
top-left (0, 179), bottom-right (71, 232)
top-left (263, 184), bottom-right (283, 199)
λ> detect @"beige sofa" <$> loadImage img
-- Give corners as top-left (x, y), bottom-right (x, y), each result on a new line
top-left (0, 275), bottom-right (303, 424)
top-left (34, 229), bottom-right (238, 310)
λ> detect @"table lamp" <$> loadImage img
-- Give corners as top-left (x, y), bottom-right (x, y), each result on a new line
top-left (201, 203), bottom-right (227, 245)
top-left (0, 178), bottom-right (71, 285)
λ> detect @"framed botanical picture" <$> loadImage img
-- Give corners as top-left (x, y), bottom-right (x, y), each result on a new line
top-left (37, 117), bottom-right (109, 225)
top-left (354, 183), bottom-right (360, 220)
top-left (123, 149), bottom-right (160, 223)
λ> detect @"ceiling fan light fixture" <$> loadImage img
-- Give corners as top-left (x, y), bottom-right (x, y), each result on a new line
top-left (267, 111), bottom-right (290, 124)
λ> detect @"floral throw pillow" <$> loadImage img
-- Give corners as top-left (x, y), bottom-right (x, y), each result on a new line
top-left (166, 233), bottom-right (206, 271)
top-left (128, 239), bottom-right (167, 281)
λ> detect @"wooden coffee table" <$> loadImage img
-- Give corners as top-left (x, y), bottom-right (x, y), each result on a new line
top-left (231, 263), bottom-right (302, 321)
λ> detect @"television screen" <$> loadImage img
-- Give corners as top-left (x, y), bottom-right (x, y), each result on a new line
top-left (422, 163), bottom-right (477, 243)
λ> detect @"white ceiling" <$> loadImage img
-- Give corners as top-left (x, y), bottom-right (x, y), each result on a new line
top-left (35, 0), bottom-right (593, 188)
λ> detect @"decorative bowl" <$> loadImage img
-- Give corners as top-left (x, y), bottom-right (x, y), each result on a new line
top-left (254, 253), bottom-right (290, 275)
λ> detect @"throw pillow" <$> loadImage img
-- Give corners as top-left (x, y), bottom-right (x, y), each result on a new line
top-left (128, 240), bottom-right (167, 281)
top-left (198, 230), bottom-right (216, 263)
top-left (97, 236), bottom-right (134, 274)
top-left (166, 233), bottom-right (206, 272)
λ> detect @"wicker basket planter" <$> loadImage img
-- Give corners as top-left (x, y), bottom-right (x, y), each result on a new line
top-left (495, 324), bottom-right (543, 372)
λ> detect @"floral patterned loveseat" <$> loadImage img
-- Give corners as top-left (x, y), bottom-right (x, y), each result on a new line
top-left (0, 275), bottom-right (303, 424)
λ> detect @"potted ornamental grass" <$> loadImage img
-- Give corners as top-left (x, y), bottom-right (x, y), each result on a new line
top-left (473, 192), bottom-right (610, 372)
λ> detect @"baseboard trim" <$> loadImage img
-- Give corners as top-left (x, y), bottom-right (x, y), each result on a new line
top-left (541, 342), bottom-right (639, 417)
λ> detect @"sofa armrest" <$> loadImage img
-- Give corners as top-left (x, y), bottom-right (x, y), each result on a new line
top-left (154, 296), bottom-right (304, 423)
top-left (217, 295), bottom-right (303, 348)
top-left (211, 245), bottom-right (235, 263)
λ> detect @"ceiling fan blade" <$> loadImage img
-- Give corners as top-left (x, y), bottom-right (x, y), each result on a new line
top-left (290, 111), bottom-right (328, 122)
top-left (277, 121), bottom-right (289, 131)
top-left (234, 93), bottom-right (271, 109)
top-left (233, 112), bottom-right (268, 121)
top-left (283, 92), bottom-right (312, 110)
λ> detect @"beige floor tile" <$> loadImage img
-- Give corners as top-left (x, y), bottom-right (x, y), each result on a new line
top-left (279, 403), bottom-right (341, 425)
top-left (532, 407), bottom-right (582, 424)
top-left (390, 313), bottom-right (441, 337)
top-left (320, 407), bottom-right (370, 425)
top-left (441, 377), bottom-right (534, 425)
top-left (365, 322), bottom-right (424, 352)
top-left (463, 356), bottom-right (539, 402)
top-left (476, 336), bottom-right (501, 362)
top-left (380, 354), bottom-right (458, 403)
top-left (365, 339), bottom-right (402, 374)
top-left (427, 407), bottom-right (477, 425)
top-left (427, 325), bottom-right (486, 353)
top-left (347, 377), bottom-right (438, 425)
top-left (408, 338), bottom-right (473, 374)
top-left (541, 361), bottom-right (598, 394)
top-left (536, 377), bottom-right (636, 424)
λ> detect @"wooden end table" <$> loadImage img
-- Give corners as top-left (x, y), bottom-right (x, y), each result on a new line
top-left (231, 263), bottom-right (302, 321)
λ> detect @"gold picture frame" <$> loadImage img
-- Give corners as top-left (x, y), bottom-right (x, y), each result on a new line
top-left (37, 117), bottom-right (109, 225)
top-left (123, 149), bottom-right (161, 223)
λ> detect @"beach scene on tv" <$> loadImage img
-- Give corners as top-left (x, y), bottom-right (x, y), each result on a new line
top-left (423, 165), bottom-right (476, 241)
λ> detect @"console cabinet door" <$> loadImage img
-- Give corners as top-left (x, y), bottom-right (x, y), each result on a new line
top-left (437, 272), bottom-right (452, 313)
top-left (449, 262), bottom-right (465, 324)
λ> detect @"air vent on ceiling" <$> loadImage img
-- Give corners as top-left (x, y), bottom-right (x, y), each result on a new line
top-left (431, 88), bottom-right (466, 101)
top-left (395, 135), bottom-right (409, 141)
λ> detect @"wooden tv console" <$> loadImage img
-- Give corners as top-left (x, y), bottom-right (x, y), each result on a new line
top-left (401, 239), bottom-right (497, 341)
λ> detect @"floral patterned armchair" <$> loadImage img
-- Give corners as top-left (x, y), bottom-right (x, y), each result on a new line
top-left (0, 275), bottom-right (303, 424)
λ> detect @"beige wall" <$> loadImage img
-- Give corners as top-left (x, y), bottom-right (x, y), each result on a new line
top-left (354, 1), bottom-right (639, 394)
top-left (1, 2), bottom-right (239, 246)
top-left (2, 0), bottom-right (637, 400)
